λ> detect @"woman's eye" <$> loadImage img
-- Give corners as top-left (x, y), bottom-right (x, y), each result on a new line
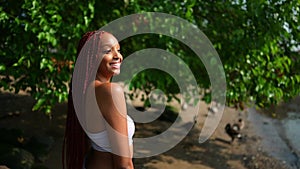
top-left (103, 50), bottom-right (111, 54)
top-left (117, 49), bottom-right (121, 53)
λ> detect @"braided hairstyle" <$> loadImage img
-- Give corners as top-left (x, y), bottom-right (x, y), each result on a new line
top-left (62, 30), bottom-right (105, 169)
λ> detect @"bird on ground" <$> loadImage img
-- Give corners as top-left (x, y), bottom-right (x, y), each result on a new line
top-left (208, 106), bottom-right (218, 114)
top-left (225, 118), bottom-right (244, 143)
top-left (237, 118), bottom-right (245, 130)
top-left (208, 102), bottom-right (224, 114)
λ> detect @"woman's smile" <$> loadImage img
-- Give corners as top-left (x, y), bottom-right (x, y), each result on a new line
top-left (110, 62), bottom-right (121, 69)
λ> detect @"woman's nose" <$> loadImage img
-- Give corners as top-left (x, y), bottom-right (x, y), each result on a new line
top-left (113, 49), bottom-right (122, 60)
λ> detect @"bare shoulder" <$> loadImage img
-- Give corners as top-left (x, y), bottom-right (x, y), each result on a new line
top-left (94, 82), bottom-right (124, 96)
top-left (94, 82), bottom-right (127, 116)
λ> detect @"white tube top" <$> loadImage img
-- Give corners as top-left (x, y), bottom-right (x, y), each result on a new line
top-left (86, 115), bottom-right (135, 152)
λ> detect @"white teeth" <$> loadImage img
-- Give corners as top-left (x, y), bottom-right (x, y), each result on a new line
top-left (110, 63), bottom-right (121, 68)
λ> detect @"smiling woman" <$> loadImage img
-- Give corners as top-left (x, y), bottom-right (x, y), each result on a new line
top-left (63, 31), bottom-right (135, 169)
top-left (97, 32), bottom-right (123, 81)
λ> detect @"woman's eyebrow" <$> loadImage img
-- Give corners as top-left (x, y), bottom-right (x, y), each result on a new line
top-left (101, 44), bottom-right (111, 48)
top-left (102, 43), bottom-right (119, 48)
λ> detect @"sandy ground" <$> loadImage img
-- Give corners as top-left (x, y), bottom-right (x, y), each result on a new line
top-left (0, 91), bottom-right (290, 169)
top-left (132, 102), bottom-right (290, 169)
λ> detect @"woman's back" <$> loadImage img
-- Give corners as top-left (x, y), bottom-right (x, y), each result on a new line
top-left (84, 81), bottom-right (134, 169)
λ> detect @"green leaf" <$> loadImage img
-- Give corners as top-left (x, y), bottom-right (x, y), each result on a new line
top-left (32, 98), bottom-right (46, 111)
top-left (0, 64), bottom-right (6, 71)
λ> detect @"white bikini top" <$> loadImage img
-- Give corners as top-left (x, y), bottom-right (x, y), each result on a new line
top-left (86, 115), bottom-right (135, 152)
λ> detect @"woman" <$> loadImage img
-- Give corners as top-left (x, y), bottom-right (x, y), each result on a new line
top-left (63, 30), bottom-right (135, 169)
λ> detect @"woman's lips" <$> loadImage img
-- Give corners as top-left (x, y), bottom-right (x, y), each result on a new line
top-left (110, 62), bottom-right (121, 69)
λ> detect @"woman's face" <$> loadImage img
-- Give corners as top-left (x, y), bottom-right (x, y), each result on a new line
top-left (98, 32), bottom-right (123, 79)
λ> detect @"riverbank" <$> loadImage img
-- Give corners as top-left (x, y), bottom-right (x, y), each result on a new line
top-left (0, 91), bottom-right (294, 169)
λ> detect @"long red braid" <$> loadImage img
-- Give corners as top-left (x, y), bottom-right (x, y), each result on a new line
top-left (62, 30), bottom-right (104, 169)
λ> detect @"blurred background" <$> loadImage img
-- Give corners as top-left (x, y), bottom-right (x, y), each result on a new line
top-left (0, 0), bottom-right (299, 168)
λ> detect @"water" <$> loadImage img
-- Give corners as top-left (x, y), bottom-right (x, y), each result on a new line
top-left (248, 108), bottom-right (300, 169)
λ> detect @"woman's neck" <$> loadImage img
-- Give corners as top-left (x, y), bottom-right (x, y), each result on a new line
top-left (95, 74), bottom-right (111, 83)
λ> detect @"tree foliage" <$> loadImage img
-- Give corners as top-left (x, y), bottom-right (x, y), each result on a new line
top-left (0, 0), bottom-right (95, 115)
top-left (1, 0), bottom-right (299, 115)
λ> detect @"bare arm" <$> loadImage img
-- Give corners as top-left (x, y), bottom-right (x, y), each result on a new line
top-left (95, 83), bottom-right (134, 169)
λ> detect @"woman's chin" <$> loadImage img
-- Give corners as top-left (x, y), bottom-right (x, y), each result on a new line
top-left (113, 70), bottom-right (121, 76)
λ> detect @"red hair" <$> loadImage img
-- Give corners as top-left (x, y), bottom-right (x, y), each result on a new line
top-left (62, 30), bottom-right (105, 169)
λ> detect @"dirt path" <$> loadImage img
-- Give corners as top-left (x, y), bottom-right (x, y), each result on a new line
top-left (0, 91), bottom-right (289, 169)
top-left (133, 102), bottom-right (289, 169)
